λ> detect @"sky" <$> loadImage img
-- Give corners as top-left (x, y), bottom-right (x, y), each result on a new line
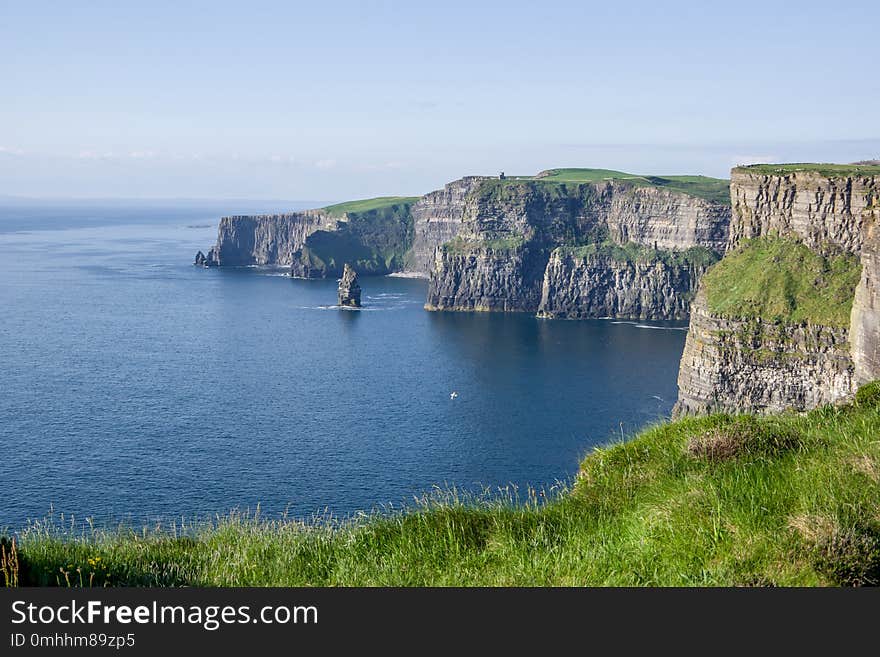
top-left (2, 0), bottom-right (878, 201)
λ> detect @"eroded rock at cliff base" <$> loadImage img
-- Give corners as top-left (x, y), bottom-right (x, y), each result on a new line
top-left (194, 249), bottom-right (219, 267)
top-left (338, 263), bottom-right (362, 308)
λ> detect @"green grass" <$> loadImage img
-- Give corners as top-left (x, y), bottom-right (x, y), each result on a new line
top-left (321, 196), bottom-right (419, 218)
top-left (498, 168), bottom-right (731, 205)
top-left (559, 242), bottom-right (720, 268)
top-left (7, 384), bottom-right (880, 587)
top-left (736, 163), bottom-right (880, 178)
top-left (702, 237), bottom-right (862, 327)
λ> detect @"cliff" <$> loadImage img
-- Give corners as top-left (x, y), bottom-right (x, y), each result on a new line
top-left (675, 164), bottom-right (880, 416)
top-left (197, 169), bottom-right (731, 321)
top-left (728, 166), bottom-right (877, 254)
top-left (537, 245), bottom-right (718, 320)
top-left (852, 208), bottom-right (880, 383)
top-left (425, 172), bottom-right (731, 317)
top-left (197, 198), bottom-right (417, 277)
top-left (424, 240), bottom-right (545, 311)
top-left (198, 210), bottom-right (336, 267)
top-left (408, 176), bottom-right (489, 274)
top-left (675, 289), bottom-right (855, 415)
top-left (289, 198), bottom-right (416, 278)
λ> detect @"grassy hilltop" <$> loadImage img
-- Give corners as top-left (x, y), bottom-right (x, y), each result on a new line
top-left (5, 382), bottom-right (880, 587)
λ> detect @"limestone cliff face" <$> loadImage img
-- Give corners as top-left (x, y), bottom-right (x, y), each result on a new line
top-left (602, 183), bottom-right (729, 252)
top-left (200, 211), bottom-right (336, 267)
top-left (425, 179), bottom-right (730, 316)
top-left (424, 243), bottom-right (547, 312)
top-left (728, 169), bottom-right (877, 255)
top-left (675, 166), bottom-right (880, 415)
top-left (674, 290), bottom-right (855, 415)
top-left (537, 248), bottom-right (716, 320)
top-left (851, 200), bottom-right (880, 384)
top-left (408, 177), bottom-right (488, 274)
top-left (199, 201), bottom-right (415, 278)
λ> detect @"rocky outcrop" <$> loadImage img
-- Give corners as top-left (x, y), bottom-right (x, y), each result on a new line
top-left (194, 250), bottom-right (213, 267)
top-left (337, 264), bottom-right (362, 307)
top-left (425, 178), bottom-right (731, 316)
top-left (674, 290), bottom-right (855, 415)
top-left (537, 247), bottom-right (717, 320)
top-left (675, 165), bottom-right (880, 416)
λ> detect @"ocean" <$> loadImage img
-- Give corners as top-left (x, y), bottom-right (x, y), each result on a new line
top-left (0, 202), bottom-right (687, 529)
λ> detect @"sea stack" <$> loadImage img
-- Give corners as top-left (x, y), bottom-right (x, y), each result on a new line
top-left (338, 263), bottom-right (362, 307)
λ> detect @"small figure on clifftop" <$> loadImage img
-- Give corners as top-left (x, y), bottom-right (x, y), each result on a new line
top-left (338, 263), bottom-right (362, 308)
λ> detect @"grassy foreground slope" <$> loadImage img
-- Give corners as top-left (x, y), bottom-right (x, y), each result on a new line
top-left (7, 383), bottom-right (880, 587)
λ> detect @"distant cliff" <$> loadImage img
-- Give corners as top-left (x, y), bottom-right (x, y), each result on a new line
top-left (537, 245), bottom-right (719, 320)
top-left (197, 198), bottom-right (417, 277)
top-left (675, 163), bottom-right (880, 416)
top-left (197, 168), bottom-right (732, 320)
top-left (424, 171), bottom-right (731, 317)
top-left (288, 198), bottom-right (416, 278)
top-left (198, 210), bottom-right (336, 267)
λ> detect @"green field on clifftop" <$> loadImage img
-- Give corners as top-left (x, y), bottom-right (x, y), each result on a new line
top-left (322, 196), bottom-right (419, 217)
top-left (7, 383), bottom-right (880, 587)
top-left (735, 163), bottom-right (880, 177)
top-left (501, 168), bottom-right (730, 205)
top-left (701, 237), bottom-right (861, 327)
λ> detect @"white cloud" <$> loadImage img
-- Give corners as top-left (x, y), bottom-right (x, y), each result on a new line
top-left (128, 150), bottom-right (156, 159)
top-left (315, 158), bottom-right (337, 170)
top-left (0, 145), bottom-right (24, 156)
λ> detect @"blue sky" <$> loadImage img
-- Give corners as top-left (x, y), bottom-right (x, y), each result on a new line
top-left (2, 0), bottom-right (878, 201)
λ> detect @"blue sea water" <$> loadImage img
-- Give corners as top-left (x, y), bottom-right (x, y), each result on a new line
top-left (0, 202), bottom-right (688, 530)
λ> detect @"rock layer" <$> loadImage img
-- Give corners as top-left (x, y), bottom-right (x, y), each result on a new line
top-left (537, 248), bottom-right (716, 320)
top-left (425, 243), bottom-right (546, 312)
top-left (201, 211), bottom-right (336, 267)
top-left (728, 169), bottom-right (876, 255)
top-left (408, 177), bottom-right (489, 274)
top-left (674, 290), bottom-right (855, 415)
top-left (851, 199), bottom-right (880, 384)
